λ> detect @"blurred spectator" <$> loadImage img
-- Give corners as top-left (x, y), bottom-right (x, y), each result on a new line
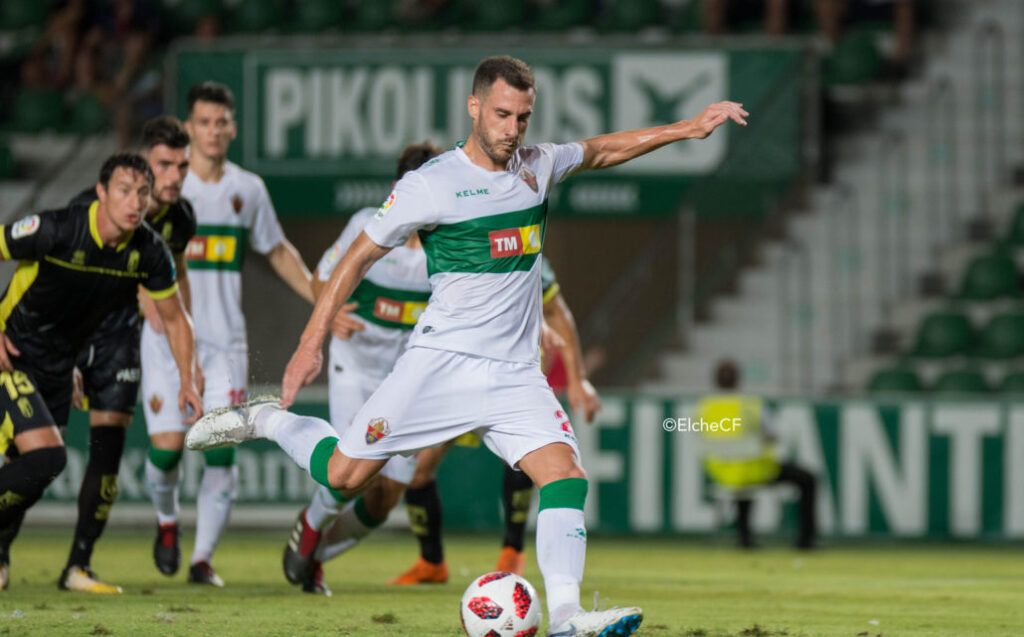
top-left (697, 359), bottom-right (818, 549)
top-left (702, 0), bottom-right (792, 36)
top-left (817, 0), bottom-right (916, 65)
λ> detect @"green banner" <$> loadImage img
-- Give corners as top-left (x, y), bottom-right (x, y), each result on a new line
top-left (170, 43), bottom-right (802, 216)
top-left (48, 395), bottom-right (1024, 540)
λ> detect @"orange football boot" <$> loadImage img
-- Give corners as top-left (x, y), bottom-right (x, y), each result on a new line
top-left (495, 546), bottom-right (526, 575)
top-left (389, 558), bottom-right (449, 585)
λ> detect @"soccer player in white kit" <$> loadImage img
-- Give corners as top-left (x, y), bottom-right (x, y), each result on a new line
top-left (282, 142), bottom-right (440, 595)
top-left (188, 56), bottom-right (746, 635)
top-left (143, 82), bottom-right (314, 587)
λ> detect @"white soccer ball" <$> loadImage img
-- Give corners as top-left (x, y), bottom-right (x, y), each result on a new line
top-left (460, 571), bottom-right (542, 637)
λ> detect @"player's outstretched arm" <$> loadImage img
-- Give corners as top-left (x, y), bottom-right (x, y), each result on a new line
top-left (312, 278), bottom-right (365, 340)
top-left (544, 292), bottom-right (601, 423)
top-left (153, 292), bottom-right (204, 423)
top-left (281, 231), bottom-right (391, 408)
top-left (576, 101), bottom-right (748, 172)
top-left (268, 239), bottom-right (315, 304)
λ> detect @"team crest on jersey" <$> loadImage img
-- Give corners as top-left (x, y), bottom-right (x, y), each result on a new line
top-left (519, 167), bottom-right (538, 193)
top-left (11, 214), bottom-right (40, 239)
top-left (231, 194), bottom-right (244, 214)
top-left (375, 192), bottom-right (397, 219)
top-left (149, 394), bottom-right (163, 414)
top-left (127, 250), bottom-right (140, 274)
top-left (365, 417), bottom-right (389, 445)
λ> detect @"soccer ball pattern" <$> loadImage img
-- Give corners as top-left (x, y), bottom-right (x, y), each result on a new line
top-left (460, 572), bottom-right (542, 637)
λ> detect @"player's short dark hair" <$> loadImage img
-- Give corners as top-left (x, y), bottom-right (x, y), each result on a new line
top-left (141, 115), bottom-right (189, 150)
top-left (187, 81), bottom-right (235, 114)
top-left (396, 141), bottom-right (442, 179)
top-left (99, 152), bottom-right (154, 188)
top-left (472, 55), bottom-right (535, 96)
top-left (714, 359), bottom-right (740, 390)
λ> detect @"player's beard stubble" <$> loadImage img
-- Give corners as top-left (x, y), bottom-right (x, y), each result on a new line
top-left (473, 123), bottom-right (522, 167)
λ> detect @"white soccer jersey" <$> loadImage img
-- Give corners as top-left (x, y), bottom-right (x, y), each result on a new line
top-left (317, 207), bottom-right (430, 380)
top-left (364, 143), bottom-right (583, 364)
top-left (182, 162), bottom-right (286, 351)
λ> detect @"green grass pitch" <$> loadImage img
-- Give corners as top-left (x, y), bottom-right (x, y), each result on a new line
top-left (0, 529), bottom-right (1021, 636)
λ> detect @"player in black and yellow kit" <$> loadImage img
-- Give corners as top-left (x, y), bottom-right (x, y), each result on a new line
top-left (0, 153), bottom-right (202, 591)
top-left (61, 117), bottom-right (198, 593)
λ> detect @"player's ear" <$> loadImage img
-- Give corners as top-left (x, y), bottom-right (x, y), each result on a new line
top-left (95, 182), bottom-right (105, 202)
top-left (467, 94), bottom-right (480, 122)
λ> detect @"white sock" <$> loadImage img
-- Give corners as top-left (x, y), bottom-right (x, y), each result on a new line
top-left (255, 408), bottom-right (337, 473)
top-left (191, 465), bottom-right (238, 564)
top-left (305, 485), bottom-right (343, 531)
top-left (145, 458), bottom-right (180, 525)
top-left (314, 496), bottom-right (380, 563)
top-left (537, 507), bottom-right (587, 627)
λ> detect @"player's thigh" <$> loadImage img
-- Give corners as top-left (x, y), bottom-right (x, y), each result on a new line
top-left (337, 348), bottom-right (486, 461)
top-left (141, 325), bottom-right (186, 435)
top-left (199, 346), bottom-right (247, 411)
top-left (0, 368), bottom-right (63, 455)
top-left (481, 362), bottom-right (582, 476)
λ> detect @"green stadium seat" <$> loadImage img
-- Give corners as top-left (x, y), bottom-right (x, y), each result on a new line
top-left (975, 312), bottom-right (1024, 359)
top-left (1005, 202), bottom-right (1024, 246)
top-left (823, 30), bottom-right (882, 86)
top-left (867, 367), bottom-right (922, 393)
top-left (67, 93), bottom-right (108, 135)
top-left (165, 0), bottom-right (224, 34)
top-left (602, 0), bottom-right (659, 32)
top-left (228, 0), bottom-right (284, 33)
top-left (351, 0), bottom-right (394, 31)
top-left (957, 253), bottom-right (1020, 300)
top-left (291, 0), bottom-right (344, 32)
top-left (932, 369), bottom-right (990, 395)
top-left (473, 1), bottom-right (524, 31)
top-left (911, 311), bottom-right (975, 358)
top-left (11, 89), bottom-right (64, 133)
top-left (0, 139), bottom-right (15, 179)
top-left (999, 371), bottom-right (1024, 394)
top-left (1, 0), bottom-right (48, 29)
top-left (530, 0), bottom-right (591, 31)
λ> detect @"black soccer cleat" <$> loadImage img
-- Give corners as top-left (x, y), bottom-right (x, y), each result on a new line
top-left (301, 560), bottom-right (331, 596)
top-left (154, 522), bottom-right (181, 576)
top-left (283, 508), bottom-right (321, 585)
top-left (187, 561), bottom-right (224, 588)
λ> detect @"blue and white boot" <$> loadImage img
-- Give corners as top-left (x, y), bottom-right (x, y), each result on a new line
top-left (547, 606), bottom-right (643, 637)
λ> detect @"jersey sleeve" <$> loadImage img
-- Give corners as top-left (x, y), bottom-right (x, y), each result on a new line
top-left (541, 256), bottom-right (561, 304)
top-left (0, 212), bottom-right (58, 261)
top-left (248, 176), bottom-right (286, 255)
top-left (538, 142), bottom-right (584, 184)
top-left (141, 238), bottom-right (179, 299)
top-left (363, 172), bottom-right (440, 248)
top-left (316, 210), bottom-right (370, 282)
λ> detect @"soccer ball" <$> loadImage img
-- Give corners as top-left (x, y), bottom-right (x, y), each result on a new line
top-left (460, 571), bottom-right (542, 637)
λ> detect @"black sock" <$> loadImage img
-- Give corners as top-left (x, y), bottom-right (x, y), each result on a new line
top-left (0, 446), bottom-right (68, 562)
top-left (67, 426), bottom-right (126, 568)
top-left (501, 465), bottom-right (534, 552)
top-left (404, 480), bottom-right (444, 564)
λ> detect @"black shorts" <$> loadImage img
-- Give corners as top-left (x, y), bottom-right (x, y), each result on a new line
top-left (76, 324), bottom-right (141, 415)
top-left (0, 362), bottom-right (72, 456)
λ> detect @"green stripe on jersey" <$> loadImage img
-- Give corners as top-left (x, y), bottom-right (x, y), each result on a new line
top-left (419, 202), bottom-right (547, 276)
top-left (185, 225), bottom-right (249, 272)
top-left (348, 279), bottom-right (431, 330)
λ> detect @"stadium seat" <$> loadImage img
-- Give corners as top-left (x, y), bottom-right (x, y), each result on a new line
top-left (999, 371), bottom-right (1024, 394)
top-left (823, 30), bottom-right (882, 86)
top-left (11, 89), bottom-right (64, 133)
top-left (957, 253), bottom-right (1020, 300)
top-left (602, 0), bottom-right (660, 32)
top-left (291, 0), bottom-right (344, 32)
top-left (0, 139), bottom-right (15, 179)
top-left (351, 0), bottom-right (394, 31)
top-left (164, 0), bottom-right (224, 34)
top-left (67, 93), bottom-right (108, 135)
top-left (530, 0), bottom-right (591, 31)
top-left (975, 312), bottom-right (1024, 359)
top-left (472, 1), bottom-right (524, 31)
top-left (867, 367), bottom-right (923, 393)
top-left (1, 0), bottom-right (48, 29)
top-left (911, 311), bottom-right (975, 358)
top-left (228, 0), bottom-right (284, 33)
top-left (931, 369), bottom-right (990, 395)
top-left (1005, 202), bottom-right (1024, 246)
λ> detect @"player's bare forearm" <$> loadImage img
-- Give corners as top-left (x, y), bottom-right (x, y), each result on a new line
top-left (578, 101), bottom-right (748, 171)
top-left (174, 253), bottom-right (192, 314)
top-left (298, 232), bottom-right (389, 354)
top-left (544, 293), bottom-right (587, 386)
top-left (268, 240), bottom-right (315, 304)
top-left (154, 293), bottom-right (197, 386)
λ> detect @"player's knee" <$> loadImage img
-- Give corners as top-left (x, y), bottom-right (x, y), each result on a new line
top-left (30, 445), bottom-right (67, 484)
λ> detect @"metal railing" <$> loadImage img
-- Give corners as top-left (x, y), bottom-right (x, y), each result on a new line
top-left (778, 238), bottom-right (811, 392)
top-left (827, 184), bottom-right (864, 389)
top-left (924, 75), bottom-right (959, 266)
top-left (972, 20), bottom-right (1007, 220)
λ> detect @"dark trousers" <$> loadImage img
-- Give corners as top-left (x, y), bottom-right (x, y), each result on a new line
top-left (736, 462), bottom-right (817, 549)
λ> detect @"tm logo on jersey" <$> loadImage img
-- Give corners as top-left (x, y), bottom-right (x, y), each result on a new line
top-left (186, 236), bottom-right (237, 263)
top-left (374, 298), bottom-right (426, 325)
top-left (489, 224), bottom-right (541, 259)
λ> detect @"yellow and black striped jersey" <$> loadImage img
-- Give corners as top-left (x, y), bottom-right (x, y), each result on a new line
top-left (0, 199), bottom-right (178, 356)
